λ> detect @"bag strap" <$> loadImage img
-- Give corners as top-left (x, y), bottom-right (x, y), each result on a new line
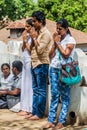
top-left (57, 49), bottom-right (73, 64)
top-left (57, 49), bottom-right (61, 60)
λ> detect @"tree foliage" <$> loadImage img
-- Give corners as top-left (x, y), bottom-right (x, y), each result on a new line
top-left (0, 0), bottom-right (87, 32)
top-left (38, 0), bottom-right (87, 32)
top-left (0, 0), bottom-right (37, 20)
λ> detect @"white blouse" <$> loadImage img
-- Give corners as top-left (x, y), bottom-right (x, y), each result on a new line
top-left (0, 73), bottom-right (13, 90)
top-left (22, 35), bottom-right (32, 64)
top-left (50, 34), bottom-right (76, 68)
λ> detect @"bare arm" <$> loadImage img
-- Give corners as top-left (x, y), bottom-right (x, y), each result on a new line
top-left (0, 88), bottom-right (20, 96)
top-left (25, 43), bottom-right (31, 53)
top-left (53, 33), bottom-right (75, 59)
top-left (56, 44), bottom-right (74, 59)
top-left (22, 32), bottom-right (28, 51)
top-left (30, 28), bottom-right (39, 50)
top-left (22, 41), bottom-right (26, 52)
top-left (7, 88), bottom-right (20, 95)
top-left (22, 31), bottom-right (33, 53)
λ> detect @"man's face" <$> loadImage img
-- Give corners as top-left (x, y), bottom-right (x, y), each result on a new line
top-left (32, 17), bottom-right (41, 30)
top-left (12, 67), bottom-right (16, 75)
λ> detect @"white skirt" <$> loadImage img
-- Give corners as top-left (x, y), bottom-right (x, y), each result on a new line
top-left (20, 59), bottom-right (33, 112)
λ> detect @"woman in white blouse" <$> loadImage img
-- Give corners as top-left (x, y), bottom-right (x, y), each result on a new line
top-left (18, 19), bottom-right (33, 116)
top-left (44, 19), bottom-right (76, 129)
top-left (0, 63), bottom-right (13, 90)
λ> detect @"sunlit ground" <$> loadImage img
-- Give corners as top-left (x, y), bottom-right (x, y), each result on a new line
top-left (0, 109), bottom-right (87, 130)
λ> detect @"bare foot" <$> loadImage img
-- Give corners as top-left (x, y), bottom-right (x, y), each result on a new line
top-left (29, 115), bottom-right (40, 120)
top-left (43, 122), bottom-right (55, 129)
top-left (17, 110), bottom-right (29, 116)
top-left (25, 113), bottom-right (33, 119)
top-left (53, 123), bottom-right (64, 130)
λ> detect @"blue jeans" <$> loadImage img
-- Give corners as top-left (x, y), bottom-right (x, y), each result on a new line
top-left (48, 67), bottom-right (70, 124)
top-left (31, 64), bottom-right (49, 118)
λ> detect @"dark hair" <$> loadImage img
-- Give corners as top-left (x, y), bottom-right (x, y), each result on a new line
top-left (12, 60), bottom-right (23, 72)
top-left (1, 63), bottom-right (10, 72)
top-left (26, 18), bottom-right (33, 27)
top-left (57, 19), bottom-right (71, 35)
top-left (32, 11), bottom-right (46, 26)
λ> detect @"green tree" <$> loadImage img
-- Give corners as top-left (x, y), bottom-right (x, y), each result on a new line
top-left (0, 0), bottom-right (87, 32)
top-left (0, 0), bottom-right (37, 20)
top-left (38, 0), bottom-right (87, 32)
top-left (0, 0), bottom-right (6, 20)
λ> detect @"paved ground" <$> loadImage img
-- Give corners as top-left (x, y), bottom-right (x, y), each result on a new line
top-left (0, 109), bottom-right (87, 130)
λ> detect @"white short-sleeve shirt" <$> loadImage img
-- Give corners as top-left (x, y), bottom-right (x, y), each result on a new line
top-left (0, 73), bottom-right (13, 90)
top-left (50, 34), bottom-right (76, 68)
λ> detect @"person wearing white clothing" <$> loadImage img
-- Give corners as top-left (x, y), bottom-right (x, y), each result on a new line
top-left (44, 19), bottom-right (76, 129)
top-left (0, 63), bottom-right (13, 108)
top-left (18, 19), bottom-right (33, 116)
top-left (0, 63), bottom-right (13, 90)
top-left (0, 61), bottom-right (22, 109)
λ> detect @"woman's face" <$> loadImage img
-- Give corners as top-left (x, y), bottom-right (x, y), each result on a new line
top-left (2, 65), bottom-right (10, 76)
top-left (56, 23), bottom-right (67, 36)
top-left (25, 22), bottom-right (32, 33)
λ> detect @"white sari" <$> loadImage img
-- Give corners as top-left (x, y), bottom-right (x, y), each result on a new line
top-left (20, 37), bottom-right (33, 112)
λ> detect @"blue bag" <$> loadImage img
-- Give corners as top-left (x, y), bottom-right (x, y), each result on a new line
top-left (60, 61), bottom-right (82, 86)
top-left (58, 51), bottom-right (82, 86)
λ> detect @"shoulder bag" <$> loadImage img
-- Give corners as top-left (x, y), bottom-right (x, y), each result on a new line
top-left (58, 51), bottom-right (82, 86)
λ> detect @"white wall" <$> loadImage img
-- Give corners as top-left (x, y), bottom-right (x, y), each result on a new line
top-left (67, 48), bottom-right (87, 125)
top-left (0, 41), bottom-right (22, 70)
